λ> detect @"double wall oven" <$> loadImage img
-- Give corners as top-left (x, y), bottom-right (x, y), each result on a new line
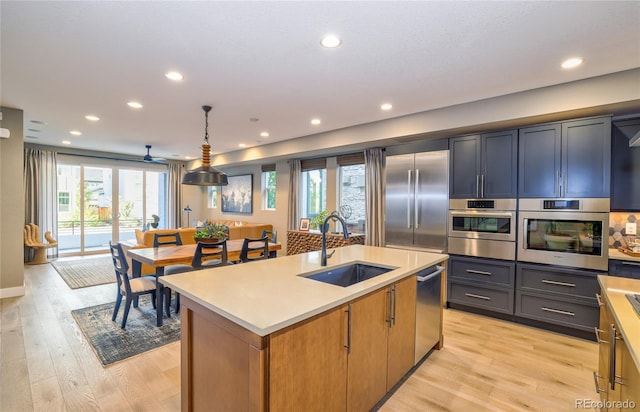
top-left (448, 199), bottom-right (517, 260)
top-left (517, 198), bottom-right (609, 271)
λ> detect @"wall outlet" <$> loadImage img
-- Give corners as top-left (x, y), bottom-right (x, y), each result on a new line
top-left (626, 222), bottom-right (637, 235)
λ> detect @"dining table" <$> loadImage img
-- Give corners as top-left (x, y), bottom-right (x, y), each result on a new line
top-left (127, 239), bottom-right (282, 326)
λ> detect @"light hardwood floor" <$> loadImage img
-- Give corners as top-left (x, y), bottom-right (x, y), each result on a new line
top-left (2, 260), bottom-right (600, 411)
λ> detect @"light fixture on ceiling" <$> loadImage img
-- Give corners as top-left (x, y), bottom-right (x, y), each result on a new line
top-left (380, 103), bottom-right (393, 111)
top-left (70, 130), bottom-right (82, 136)
top-left (165, 71), bottom-right (184, 81)
top-left (561, 57), bottom-right (583, 69)
top-left (260, 131), bottom-right (269, 137)
top-left (182, 105), bottom-right (228, 186)
top-left (311, 118), bottom-right (321, 125)
top-left (85, 115), bottom-right (100, 121)
top-left (127, 101), bottom-right (143, 109)
top-left (321, 35), bottom-right (341, 48)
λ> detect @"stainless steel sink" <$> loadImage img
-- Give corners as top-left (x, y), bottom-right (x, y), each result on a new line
top-left (301, 263), bottom-right (395, 287)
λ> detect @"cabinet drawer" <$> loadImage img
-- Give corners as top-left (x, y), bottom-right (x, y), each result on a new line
top-left (448, 281), bottom-right (514, 314)
top-left (516, 263), bottom-right (599, 300)
top-left (449, 256), bottom-right (515, 287)
top-left (608, 259), bottom-right (640, 279)
top-left (515, 292), bottom-right (599, 331)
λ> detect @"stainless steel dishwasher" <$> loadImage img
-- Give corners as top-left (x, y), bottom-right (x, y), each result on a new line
top-left (415, 265), bottom-right (445, 364)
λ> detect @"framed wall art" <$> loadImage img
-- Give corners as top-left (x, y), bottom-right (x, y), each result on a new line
top-left (221, 174), bottom-right (253, 214)
top-left (299, 218), bottom-right (310, 231)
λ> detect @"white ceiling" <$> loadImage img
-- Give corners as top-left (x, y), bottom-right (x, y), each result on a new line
top-left (2, 1), bottom-right (639, 163)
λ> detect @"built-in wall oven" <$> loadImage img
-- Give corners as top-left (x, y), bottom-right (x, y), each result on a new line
top-left (518, 198), bottom-right (609, 271)
top-left (448, 199), bottom-right (517, 260)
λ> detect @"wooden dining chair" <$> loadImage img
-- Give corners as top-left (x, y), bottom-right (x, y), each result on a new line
top-left (239, 236), bottom-right (270, 263)
top-left (110, 241), bottom-right (159, 329)
top-left (153, 232), bottom-right (183, 247)
top-left (191, 240), bottom-right (234, 269)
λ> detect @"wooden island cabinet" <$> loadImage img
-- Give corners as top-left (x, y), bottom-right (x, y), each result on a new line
top-left (162, 245), bottom-right (447, 412)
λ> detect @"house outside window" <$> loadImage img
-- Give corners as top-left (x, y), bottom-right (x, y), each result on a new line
top-left (58, 192), bottom-right (70, 212)
top-left (261, 165), bottom-right (276, 210)
top-left (207, 186), bottom-right (218, 208)
top-left (338, 164), bottom-right (366, 233)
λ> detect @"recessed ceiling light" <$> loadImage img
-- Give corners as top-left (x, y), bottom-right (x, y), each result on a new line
top-left (185, 156), bottom-right (193, 160)
top-left (70, 130), bottom-right (82, 136)
top-left (127, 101), bottom-right (143, 109)
top-left (321, 35), bottom-right (341, 48)
top-left (381, 103), bottom-right (393, 111)
top-left (239, 143), bottom-right (247, 148)
top-left (311, 118), bottom-right (321, 125)
top-left (260, 132), bottom-right (269, 137)
top-left (165, 71), bottom-right (184, 81)
top-left (561, 57), bottom-right (583, 69)
top-left (62, 140), bottom-right (71, 145)
top-left (85, 115), bottom-right (100, 121)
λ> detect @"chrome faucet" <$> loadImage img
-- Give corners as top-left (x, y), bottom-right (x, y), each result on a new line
top-left (321, 212), bottom-right (349, 266)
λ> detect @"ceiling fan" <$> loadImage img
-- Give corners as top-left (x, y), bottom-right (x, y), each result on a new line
top-left (142, 145), bottom-right (166, 164)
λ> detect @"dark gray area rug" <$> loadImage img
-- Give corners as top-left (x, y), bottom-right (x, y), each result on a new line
top-left (71, 296), bottom-right (180, 366)
top-left (52, 256), bottom-right (115, 289)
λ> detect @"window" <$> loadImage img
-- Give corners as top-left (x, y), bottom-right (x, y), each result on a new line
top-left (301, 169), bottom-right (326, 219)
top-left (208, 186), bottom-right (218, 208)
top-left (58, 192), bottom-right (70, 212)
top-left (262, 169), bottom-right (276, 210)
top-left (338, 163), bottom-right (366, 233)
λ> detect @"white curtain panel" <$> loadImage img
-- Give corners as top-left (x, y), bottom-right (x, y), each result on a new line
top-left (24, 148), bottom-right (58, 259)
top-left (364, 148), bottom-right (384, 246)
top-left (288, 159), bottom-right (301, 230)
top-left (167, 162), bottom-right (183, 228)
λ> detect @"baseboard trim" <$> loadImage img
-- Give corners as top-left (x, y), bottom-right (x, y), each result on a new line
top-left (0, 284), bottom-right (26, 299)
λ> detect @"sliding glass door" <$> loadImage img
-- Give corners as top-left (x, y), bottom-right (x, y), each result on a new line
top-left (57, 161), bottom-right (167, 256)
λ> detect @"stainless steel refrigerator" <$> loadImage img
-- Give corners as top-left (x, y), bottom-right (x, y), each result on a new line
top-left (385, 150), bottom-right (449, 252)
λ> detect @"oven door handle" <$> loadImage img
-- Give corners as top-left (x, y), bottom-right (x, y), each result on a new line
top-left (521, 218), bottom-right (529, 250)
top-left (450, 211), bottom-right (514, 219)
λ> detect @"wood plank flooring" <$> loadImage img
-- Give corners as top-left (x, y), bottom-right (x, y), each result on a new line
top-left (2, 260), bottom-right (599, 411)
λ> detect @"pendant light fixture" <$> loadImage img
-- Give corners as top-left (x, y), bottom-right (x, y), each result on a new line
top-left (182, 105), bottom-right (228, 186)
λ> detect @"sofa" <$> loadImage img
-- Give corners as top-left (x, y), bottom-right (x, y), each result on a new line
top-left (122, 222), bottom-right (273, 274)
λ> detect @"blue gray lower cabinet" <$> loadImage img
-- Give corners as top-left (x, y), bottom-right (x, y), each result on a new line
top-left (515, 263), bottom-right (600, 332)
top-left (447, 256), bottom-right (601, 334)
top-left (609, 259), bottom-right (640, 279)
top-left (447, 256), bottom-right (515, 314)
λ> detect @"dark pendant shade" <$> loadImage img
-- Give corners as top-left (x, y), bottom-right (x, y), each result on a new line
top-left (182, 165), bottom-right (228, 186)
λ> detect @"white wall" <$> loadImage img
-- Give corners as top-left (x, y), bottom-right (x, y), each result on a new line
top-left (0, 107), bottom-right (25, 298)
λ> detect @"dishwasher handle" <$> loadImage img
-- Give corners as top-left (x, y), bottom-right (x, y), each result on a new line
top-left (417, 265), bottom-right (445, 282)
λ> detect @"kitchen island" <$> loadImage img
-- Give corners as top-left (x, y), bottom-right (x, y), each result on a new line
top-left (160, 245), bottom-right (448, 412)
top-left (596, 275), bottom-right (640, 409)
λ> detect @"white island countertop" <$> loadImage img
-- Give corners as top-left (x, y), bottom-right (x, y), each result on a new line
top-left (160, 245), bottom-right (448, 336)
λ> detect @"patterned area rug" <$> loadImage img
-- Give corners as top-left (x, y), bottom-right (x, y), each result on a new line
top-left (71, 296), bottom-right (180, 366)
top-left (52, 256), bottom-right (115, 289)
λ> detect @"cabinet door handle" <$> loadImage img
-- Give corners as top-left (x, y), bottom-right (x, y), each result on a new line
top-left (388, 285), bottom-right (397, 327)
top-left (595, 293), bottom-right (604, 307)
top-left (407, 170), bottom-right (412, 229)
top-left (476, 175), bottom-right (480, 198)
top-left (594, 326), bottom-right (608, 344)
top-left (344, 304), bottom-right (352, 355)
top-left (593, 371), bottom-right (606, 394)
top-left (608, 323), bottom-right (625, 389)
top-left (541, 307), bottom-right (575, 316)
top-left (555, 170), bottom-right (561, 196)
top-left (465, 293), bottom-right (491, 301)
top-left (480, 174), bottom-right (485, 198)
top-left (621, 261), bottom-right (640, 267)
top-left (541, 279), bottom-right (576, 288)
top-left (466, 269), bottom-right (492, 276)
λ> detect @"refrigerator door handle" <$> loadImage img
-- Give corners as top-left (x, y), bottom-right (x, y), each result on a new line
top-left (407, 169), bottom-right (412, 228)
top-left (414, 169), bottom-right (420, 228)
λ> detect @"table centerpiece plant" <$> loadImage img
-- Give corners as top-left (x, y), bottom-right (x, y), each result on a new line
top-left (194, 220), bottom-right (228, 243)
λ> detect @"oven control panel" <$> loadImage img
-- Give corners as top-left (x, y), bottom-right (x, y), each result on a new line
top-left (467, 200), bottom-right (495, 209)
top-left (542, 200), bottom-right (580, 210)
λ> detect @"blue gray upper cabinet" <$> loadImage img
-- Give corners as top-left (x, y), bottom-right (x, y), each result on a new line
top-left (518, 116), bottom-right (611, 198)
top-left (449, 130), bottom-right (517, 199)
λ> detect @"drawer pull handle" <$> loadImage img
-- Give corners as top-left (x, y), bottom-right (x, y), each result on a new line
top-left (621, 261), bottom-right (640, 267)
top-left (541, 307), bottom-right (575, 316)
top-left (593, 371), bottom-right (606, 394)
top-left (466, 269), bottom-right (492, 276)
top-left (465, 293), bottom-right (491, 301)
top-left (541, 279), bottom-right (576, 288)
